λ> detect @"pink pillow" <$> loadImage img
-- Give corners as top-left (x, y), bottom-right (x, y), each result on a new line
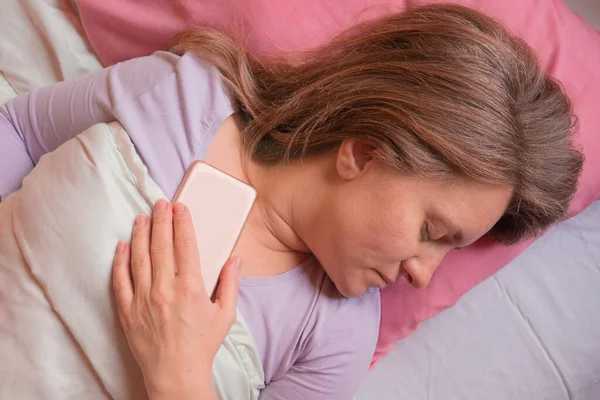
top-left (75, 0), bottom-right (600, 365)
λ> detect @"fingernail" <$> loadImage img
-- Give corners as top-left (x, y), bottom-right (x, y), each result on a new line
top-left (173, 203), bottom-right (186, 215)
top-left (117, 242), bottom-right (126, 254)
top-left (233, 258), bottom-right (243, 273)
top-left (135, 215), bottom-right (147, 227)
top-left (155, 199), bottom-right (167, 212)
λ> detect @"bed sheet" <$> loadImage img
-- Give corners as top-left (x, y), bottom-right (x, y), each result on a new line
top-left (0, 0), bottom-right (101, 100)
top-left (0, 72), bottom-right (18, 105)
top-left (564, 0), bottom-right (600, 30)
top-left (356, 200), bottom-right (600, 400)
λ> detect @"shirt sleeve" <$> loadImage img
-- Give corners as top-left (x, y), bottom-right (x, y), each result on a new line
top-left (0, 51), bottom-right (180, 199)
top-left (259, 288), bottom-right (381, 400)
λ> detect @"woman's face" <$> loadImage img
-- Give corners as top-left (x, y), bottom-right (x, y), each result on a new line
top-left (306, 140), bottom-right (512, 298)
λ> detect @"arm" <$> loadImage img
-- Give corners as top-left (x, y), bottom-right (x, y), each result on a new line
top-left (260, 290), bottom-right (381, 400)
top-left (0, 108), bottom-right (33, 200)
top-left (0, 51), bottom-right (180, 199)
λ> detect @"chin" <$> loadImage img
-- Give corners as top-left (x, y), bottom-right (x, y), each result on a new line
top-left (317, 256), bottom-right (368, 297)
top-left (333, 279), bottom-right (367, 298)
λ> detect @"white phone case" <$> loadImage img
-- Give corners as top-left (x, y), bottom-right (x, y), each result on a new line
top-left (173, 161), bottom-right (256, 296)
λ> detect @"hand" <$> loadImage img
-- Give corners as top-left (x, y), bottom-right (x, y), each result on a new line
top-left (112, 200), bottom-right (241, 400)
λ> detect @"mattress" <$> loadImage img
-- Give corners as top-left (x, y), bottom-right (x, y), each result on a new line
top-left (356, 200), bottom-right (600, 399)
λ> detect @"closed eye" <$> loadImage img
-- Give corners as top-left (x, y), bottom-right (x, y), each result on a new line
top-left (422, 222), bottom-right (431, 242)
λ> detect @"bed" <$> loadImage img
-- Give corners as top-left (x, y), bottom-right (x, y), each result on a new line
top-left (1, 1), bottom-right (598, 399)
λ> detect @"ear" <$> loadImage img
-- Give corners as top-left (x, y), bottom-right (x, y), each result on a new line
top-left (336, 139), bottom-right (374, 181)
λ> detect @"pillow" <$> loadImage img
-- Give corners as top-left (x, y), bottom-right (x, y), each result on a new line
top-left (0, 122), bottom-right (264, 398)
top-left (73, 0), bottom-right (600, 365)
top-left (0, 122), bottom-right (152, 398)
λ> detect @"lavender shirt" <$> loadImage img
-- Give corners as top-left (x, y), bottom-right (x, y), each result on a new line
top-left (0, 51), bottom-right (380, 399)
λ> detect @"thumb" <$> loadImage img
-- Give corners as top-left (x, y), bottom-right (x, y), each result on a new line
top-left (215, 257), bottom-right (241, 329)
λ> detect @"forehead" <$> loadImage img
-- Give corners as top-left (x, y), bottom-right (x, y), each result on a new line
top-left (365, 165), bottom-right (512, 235)
top-left (375, 166), bottom-right (512, 207)
top-left (370, 167), bottom-right (512, 237)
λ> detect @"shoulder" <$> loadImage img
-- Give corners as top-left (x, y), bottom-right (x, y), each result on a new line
top-left (107, 51), bottom-right (234, 198)
top-left (110, 50), bottom-right (181, 75)
top-left (107, 51), bottom-right (226, 102)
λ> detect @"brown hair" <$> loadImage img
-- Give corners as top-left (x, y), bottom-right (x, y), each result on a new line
top-left (171, 4), bottom-right (583, 244)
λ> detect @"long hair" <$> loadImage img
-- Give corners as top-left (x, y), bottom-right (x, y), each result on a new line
top-left (171, 4), bottom-right (583, 244)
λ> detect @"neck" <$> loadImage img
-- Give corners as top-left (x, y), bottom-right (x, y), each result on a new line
top-left (244, 158), bottom-right (315, 255)
top-left (205, 115), bottom-right (325, 276)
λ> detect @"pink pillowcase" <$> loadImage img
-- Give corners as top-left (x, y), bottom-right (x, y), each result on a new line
top-left (74, 0), bottom-right (600, 365)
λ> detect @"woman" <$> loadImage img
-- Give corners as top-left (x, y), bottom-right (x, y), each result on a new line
top-left (0, 4), bottom-right (582, 399)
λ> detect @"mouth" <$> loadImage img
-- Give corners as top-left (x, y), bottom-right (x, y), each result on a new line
top-left (375, 271), bottom-right (392, 289)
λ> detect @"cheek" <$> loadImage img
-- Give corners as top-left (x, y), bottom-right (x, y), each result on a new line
top-left (333, 196), bottom-right (414, 266)
top-left (367, 221), bottom-right (415, 264)
top-left (310, 194), bottom-right (375, 291)
top-left (365, 197), bottom-right (419, 259)
top-left (312, 182), bottom-right (421, 294)
top-left (326, 191), bottom-right (371, 249)
top-left (308, 198), bottom-right (359, 274)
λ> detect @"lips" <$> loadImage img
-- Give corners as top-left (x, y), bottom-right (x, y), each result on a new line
top-left (375, 271), bottom-right (392, 289)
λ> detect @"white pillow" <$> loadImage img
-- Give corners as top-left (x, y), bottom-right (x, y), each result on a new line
top-left (0, 122), bottom-right (264, 400)
top-left (0, 122), bottom-right (160, 399)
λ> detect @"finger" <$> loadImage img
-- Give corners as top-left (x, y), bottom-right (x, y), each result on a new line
top-left (172, 203), bottom-right (204, 284)
top-left (215, 258), bottom-right (241, 330)
top-left (113, 242), bottom-right (134, 312)
top-left (130, 214), bottom-right (152, 294)
top-left (150, 200), bottom-right (175, 286)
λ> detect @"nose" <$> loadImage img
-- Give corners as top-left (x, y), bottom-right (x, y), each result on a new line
top-left (402, 249), bottom-right (448, 289)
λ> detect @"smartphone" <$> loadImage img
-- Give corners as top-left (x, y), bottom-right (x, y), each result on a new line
top-left (172, 161), bottom-right (256, 296)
